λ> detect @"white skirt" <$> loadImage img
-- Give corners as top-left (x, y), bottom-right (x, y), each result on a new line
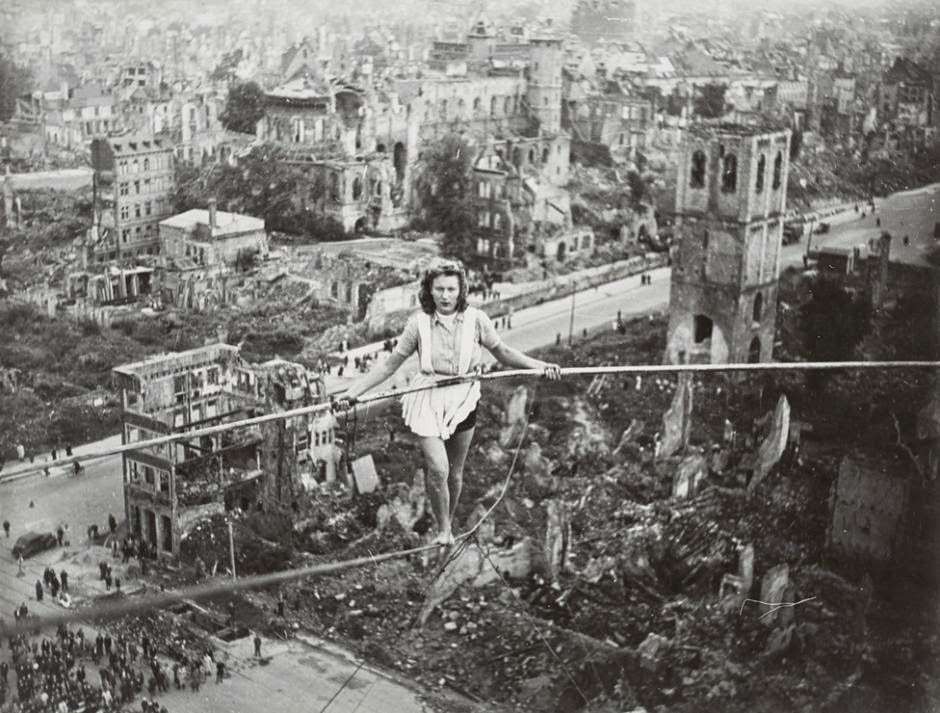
top-left (400, 373), bottom-right (481, 440)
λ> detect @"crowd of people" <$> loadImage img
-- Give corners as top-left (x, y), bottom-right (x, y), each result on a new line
top-left (1, 616), bottom-right (227, 713)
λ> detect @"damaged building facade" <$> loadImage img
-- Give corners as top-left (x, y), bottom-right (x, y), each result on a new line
top-left (88, 134), bottom-right (176, 262)
top-left (112, 344), bottom-right (338, 558)
top-left (257, 22), bottom-right (572, 255)
top-left (158, 200), bottom-right (268, 309)
top-left (256, 66), bottom-right (415, 233)
top-left (666, 125), bottom-right (790, 364)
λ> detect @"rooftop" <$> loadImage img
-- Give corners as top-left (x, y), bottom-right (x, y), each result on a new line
top-left (113, 343), bottom-right (240, 380)
top-left (160, 209), bottom-right (265, 236)
top-left (108, 134), bottom-right (171, 155)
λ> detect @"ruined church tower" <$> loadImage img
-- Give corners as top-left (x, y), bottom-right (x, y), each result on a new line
top-left (665, 126), bottom-right (790, 364)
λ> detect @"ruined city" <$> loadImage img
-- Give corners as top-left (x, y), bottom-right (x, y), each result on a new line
top-left (0, 0), bottom-right (939, 711)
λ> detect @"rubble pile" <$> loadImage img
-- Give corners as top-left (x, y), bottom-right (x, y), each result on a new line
top-left (103, 611), bottom-right (213, 663)
top-left (179, 514), bottom-right (292, 576)
top-left (180, 301), bottom-right (931, 711)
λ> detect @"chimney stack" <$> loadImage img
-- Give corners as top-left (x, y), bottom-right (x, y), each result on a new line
top-left (208, 198), bottom-right (218, 230)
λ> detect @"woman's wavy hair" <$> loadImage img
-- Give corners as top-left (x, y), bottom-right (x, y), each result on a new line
top-left (418, 258), bottom-right (468, 315)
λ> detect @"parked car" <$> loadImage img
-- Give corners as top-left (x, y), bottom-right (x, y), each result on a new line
top-left (814, 222), bottom-right (830, 235)
top-left (12, 532), bottom-right (58, 559)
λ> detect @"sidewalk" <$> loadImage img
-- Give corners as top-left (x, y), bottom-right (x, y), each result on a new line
top-left (0, 434), bottom-right (123, 484)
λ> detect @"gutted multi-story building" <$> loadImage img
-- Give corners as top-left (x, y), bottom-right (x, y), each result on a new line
top-left (665, 125), bottom-right (791, 365)
top-left (256, 22), bottom-right (570, 242)
top-left (89, 134), bottom-right (176, 262)
top-left (879, 57), bottom-right (934, 128)
top-left (112, 344), bottom-right (338, 558)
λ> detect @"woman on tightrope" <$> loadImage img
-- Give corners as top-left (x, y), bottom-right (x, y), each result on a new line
top-left (335, 259), bottom-right (561, 545)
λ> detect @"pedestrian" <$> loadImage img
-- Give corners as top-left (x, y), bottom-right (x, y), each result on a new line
top-left (65, 444), bottom-right (73, 457)
top-left (2, 519), bottom-right (9, 537)
top-left (16, 443), bottom-right (24, 461)
top-left (60, 569), bottom-right (68, 593)
top-left (253, 633), bottom-right (262, 658)
top-left (35, 580), bottom-right (44, 601)
top-left (172, 663), bottom-right (181, 690)
top-left (56, 525), bottom-right (64, 546)
top-left (334, 259), bottom-right (562, 546)
top-left (51, 447), bottom-right (57, 461)
top-left (276, 595), bottom-right (285, 618)
top-left (105, 572), bottom-right (112, 591)
top-left (115, 577), bottom-right (121, 592)
top-left (216, 659), bottom-right (225, 683)
top-left (108, 513), bottom-right (117, 534)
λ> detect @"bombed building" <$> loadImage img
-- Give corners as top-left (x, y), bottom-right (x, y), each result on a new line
top-left (665, 125), bottom-right (790, 364)
top-left (112, 344), bottom-right (338, 558)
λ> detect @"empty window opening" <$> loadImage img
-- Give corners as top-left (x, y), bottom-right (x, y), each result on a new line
top-left (772, 151), bottom-right (783, 189)
top-left (752, 292), bottom-right (763, 323)
top-left (722, 154), bottom-right (737, 193)
top-left (755, 154), bottom-right (765, 193)
top-left (690, 150), bottom-right (706, 188)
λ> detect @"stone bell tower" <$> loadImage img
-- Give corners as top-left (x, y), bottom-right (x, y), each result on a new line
top-left (665, 125), bottom-right (790, 364)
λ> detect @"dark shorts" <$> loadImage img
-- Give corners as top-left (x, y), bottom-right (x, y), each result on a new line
top-left (454, 408), bottom-right (478, 434)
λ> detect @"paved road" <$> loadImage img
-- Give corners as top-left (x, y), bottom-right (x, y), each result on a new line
top-left (7, 167), bottom-right (93, 191)
top-left (800, 183), bottom-right (939, 267)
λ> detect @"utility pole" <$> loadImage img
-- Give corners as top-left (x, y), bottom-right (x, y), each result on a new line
top-left (227, 520), bottom-right (236, 581)
top-left (567, 288), bottom-right (576, 346)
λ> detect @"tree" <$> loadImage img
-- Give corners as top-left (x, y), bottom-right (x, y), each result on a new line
top-left (211, 49), bottom-right (244, 83)
top-left (694, 83), bottom-right (728, 119)
top-left (665, 87), bottom-right (685, 117)
top-left (413, 134), bottom-right (477, 262)
top-left (800, 276), bottom-right (872, 389)
top-left (220, 81), bottom-right (266, 134)
top-left (0, 52), bottom-right (32, 123)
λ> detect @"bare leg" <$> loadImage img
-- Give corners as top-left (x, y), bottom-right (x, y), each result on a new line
top-left (444, 428), bottom-right (475, 526)
top-left (418, 436), bottom-right (453, 543)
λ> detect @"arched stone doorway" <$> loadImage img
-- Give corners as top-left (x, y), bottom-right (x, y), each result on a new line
top-left (748, 336), bottom-right (761, 363)
top-left (354, 217), bottom-right (367, 233)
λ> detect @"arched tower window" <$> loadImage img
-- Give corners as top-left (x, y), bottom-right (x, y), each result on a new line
top-left (772, 151), bottom-right (783, 189)
top-left (752, 292), bottom-right (763, 323)
top-left (721, 153), bottom-right (737, 193)
top-left (490, 96), bottom-right (497, 117)
top-left (352, 177), bottom-right (362, 200)
top-left (690, 150), bottom-right (706, 188)
top-left (755, 154), bottom-right (765, 193)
